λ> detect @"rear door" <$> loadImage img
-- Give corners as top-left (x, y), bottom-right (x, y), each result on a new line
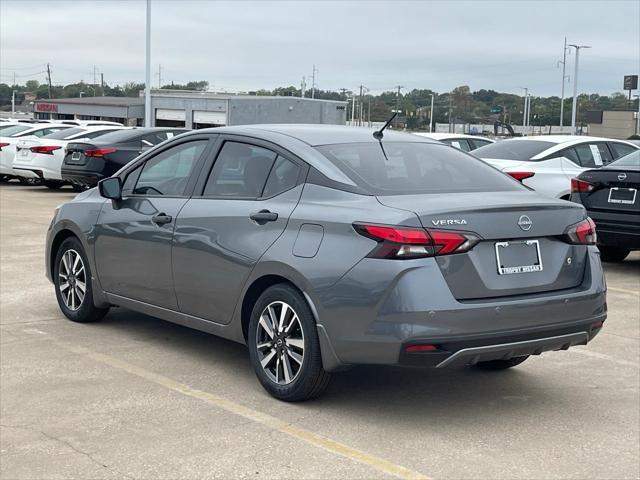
top-left (94, 136), bottom-right (212, 309)
top-left (172, 136), bottom-right (307, 324)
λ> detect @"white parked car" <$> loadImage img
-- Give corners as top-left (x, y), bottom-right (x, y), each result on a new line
top-left (0, 124), bottom-right (71, 182)
top-left (412, 133), bottom-right (495, 151)
top-left (12, 125), bottom-right (128, 189)
top-left (473, 135), bottom-right (639, 198)
top-left (59, 120), bottom-right (124, 127)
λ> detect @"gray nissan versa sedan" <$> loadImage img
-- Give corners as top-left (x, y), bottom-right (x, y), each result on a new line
top-left (46, 124), bottom-right (607, 401)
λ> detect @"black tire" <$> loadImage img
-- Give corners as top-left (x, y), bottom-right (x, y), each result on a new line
top-left (17, 177), bottom-right (41, 186)
top-left (475, 355), bottom-right (529, 370)
top-left (599, 246), bottom-right (630, 263)
top-left (44, 180), bottom-right (64, 190)
top-left (248, 284), bottom-right (331, 402)
top-left (0, 175), bottom-right (9, 182)
top-left (53, 237), bottom-right (109, 323)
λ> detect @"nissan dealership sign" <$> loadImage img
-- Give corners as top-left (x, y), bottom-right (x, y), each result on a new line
top-left (35, 102), bottom-right (59, 113)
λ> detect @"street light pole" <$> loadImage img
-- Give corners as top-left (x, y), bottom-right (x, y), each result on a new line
top-left (558, 37), bottom-right (569, 128)
top-left (569, 44), bottom-right (590, 135)
top-left (521, 87), bottom-right (528, 136)
top-left (11, 90), bottom-right (17, 115)
top-left (144, 0), bottom-right (152, 127)
top-left (429, 94), bottom-right (435, 132)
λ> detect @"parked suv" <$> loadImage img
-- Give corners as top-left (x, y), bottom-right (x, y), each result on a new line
top-left (61, 127), bottom-right (188, 187)
top-left (47, 125), bottom-right (606, 401)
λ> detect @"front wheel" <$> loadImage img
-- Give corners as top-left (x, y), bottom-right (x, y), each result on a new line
top-left (599, 246), bottom-right (630, 263)
top-left (54, 237), bottom-right (109, 323)
top-left (248, 284), bottom-right (331, 401)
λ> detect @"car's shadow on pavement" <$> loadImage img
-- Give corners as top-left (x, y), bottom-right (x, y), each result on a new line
top-left (602, 252), bottom-right (640, 276)
top-left (89, 307), bottom-right (568, 420)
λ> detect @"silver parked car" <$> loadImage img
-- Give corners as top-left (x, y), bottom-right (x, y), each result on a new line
top-left (46, 125), bottom-right (607, 401)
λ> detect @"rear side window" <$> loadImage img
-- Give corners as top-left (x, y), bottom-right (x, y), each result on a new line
top-left (262, 156), bottom-right (301, 197)
top-left (472, 139), bottom-right (555, 160)
top-left (609, 142), bottom-right (637, 159)
top-left (316, 142), bottom-right (523, 195)
top-left (203, 142), bottom-right (277, 198)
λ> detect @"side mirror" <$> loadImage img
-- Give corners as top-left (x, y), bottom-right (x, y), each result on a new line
top-left (98, 177), bottom-right (122, 201)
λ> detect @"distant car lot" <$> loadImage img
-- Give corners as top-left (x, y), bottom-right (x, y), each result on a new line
top-left (0, 183), bottom-right (638, 479)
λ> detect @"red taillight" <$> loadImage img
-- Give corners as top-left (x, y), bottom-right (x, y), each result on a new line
top-left (30, 145), bottom-right (61, 155)
top-left (565, 217), bottom-right (597, 245)
top-left (0, 142), bottom-right (9, 151)
top-left (354, 223), bottom-right (481, 259)
top-left (84, 148), bottom-right (116, 158)
top-left (571, 178), bottom-right (594, 193)
top-left (507, 171), bottom-right (535, 181)
top-left (406, 344), bottom-right (439, 353)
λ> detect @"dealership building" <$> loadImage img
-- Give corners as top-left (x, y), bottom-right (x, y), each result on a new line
top-left (33, 90), bottom-right (348, 128)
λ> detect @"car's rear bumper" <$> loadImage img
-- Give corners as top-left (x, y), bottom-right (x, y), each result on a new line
top-left (12, 167), bottom-right (40, 179)
top-left (14, 157), bottom-right (63, 180)
top-left (61, 169), bottom-right (104, 186)
top-left (316, 246), bottom-right (606, 369)
top-left (589, 210), bottom-right (640, 250)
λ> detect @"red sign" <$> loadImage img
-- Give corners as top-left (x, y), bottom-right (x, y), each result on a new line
top-left (35, 103), bottom-right (58, 113)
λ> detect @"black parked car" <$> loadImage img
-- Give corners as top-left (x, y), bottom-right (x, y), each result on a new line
top-left (571, 150), bottom-right (639, 262)
top-left (61, 128), bottom-right (188, 187)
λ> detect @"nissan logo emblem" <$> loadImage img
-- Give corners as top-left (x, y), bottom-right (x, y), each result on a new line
top-left (518, 215), bottom-right (533, 231)
top-left (618, 173), bottom-right (627, 181)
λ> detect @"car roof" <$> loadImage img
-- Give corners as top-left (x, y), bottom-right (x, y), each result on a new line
top-left (508, 135), bottom-right (633, 145)
top-left (194, 124), bottom-right (439, 146)
top-left (412, 132), bottom-right (495, 142)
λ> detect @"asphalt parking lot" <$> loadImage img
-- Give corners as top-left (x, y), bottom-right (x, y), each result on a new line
top-left (1, 182), bottom-right (638, 480)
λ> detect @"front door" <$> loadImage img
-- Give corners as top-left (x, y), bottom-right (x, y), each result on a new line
top-left (94, 139), bottom-right (209, 309)
top-left (172, 139), bottom-right (306, 324)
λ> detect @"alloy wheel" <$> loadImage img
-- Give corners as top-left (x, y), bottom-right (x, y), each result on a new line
top-left (255, 301), bottom-right (305, 385)
top-left (58, 249), bottom-right (86, 311)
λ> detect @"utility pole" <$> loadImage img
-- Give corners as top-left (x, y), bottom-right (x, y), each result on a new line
top-left (448, 93), bottom-right (453, 133)
top-left (11, 90), bottom-right (16, 114)
top-left (429, 93), bottom-right (435, 132)
top-left (101, 72), bottom-right (105, 96)
top-left (144, 0), bottom-right (152, 127)
top-left (394, 85), bottom-right (403, 128)
top-left (311, 64), bottom-right (317, 99)
top-left (558, 37), bottom-right (569, 128)
top-left (301, 76), bottom-right (307, 98)
top-left (93, 65), bottom-right (97, 96)
top-left (351, 95), bottom-right (356, 126)
top-left (46, 63), bottom-right (53, 99)
top-left (521, 87), bottom-right (528, 135)
top-left (157, 64), bottom-right (163, 88)
top-left (367, 96), bottom-right (371, 127)
top-left (358, 85), bottom-right (364, 126)
top-left (569, 44), bottom-right (591, 135)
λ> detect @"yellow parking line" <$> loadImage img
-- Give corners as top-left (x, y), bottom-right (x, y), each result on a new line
top-left (61, 343), bottom-right (431, 480)
top-left (608, 286), bottom-right (639, 296)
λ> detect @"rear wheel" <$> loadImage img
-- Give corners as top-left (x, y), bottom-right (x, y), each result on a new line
top-left (44, 180), bottom-right (64, 190)
top-left (54, 237), bottom-right (109, 323)
top-left (17, 177), bottom-right (41, 186)
top-left (475, 356), bottom-right (529, 370)
top-left (599, 246), bottom-right (630, 263)
top-left (248, 284), bottom-right (331, 401)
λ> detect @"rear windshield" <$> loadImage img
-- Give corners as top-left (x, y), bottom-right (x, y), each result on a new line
top-left (90, 129), bottom-right (145, 144)
top-left (608, 150), bottom-right (640, 168)
top-left (42, 127), bottom-right (86, 140)
top-left (315, 142), bottom-right (523, 195)
top-left (472, 139), bottom-right (555, 160)
top-left (1, 125), bottom-right (32, 136)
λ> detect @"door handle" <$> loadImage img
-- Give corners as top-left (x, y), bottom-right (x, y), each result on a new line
top-left (250, 209), bottom-right (278, 224)
top-left (152, 213), bottom-right (173, 225)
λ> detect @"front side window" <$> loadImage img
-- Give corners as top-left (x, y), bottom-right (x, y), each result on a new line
top-left (609, 142), bottom-right (637, 159)
top-left (573, 143), bottom-right (612, 168)
top-left (203, 142), bottom-right (277, 198)
top-left (443, 139), bottom-right (471, 152)
top-left (316, 142), bottom-right (523, 195)
top-left (132, 140), bottom-right (207, 196)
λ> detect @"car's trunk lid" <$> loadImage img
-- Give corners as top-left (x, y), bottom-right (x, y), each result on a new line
top-left (577, 168), bottom-right (640, 214)
top-left (377, 191), bottom-right (588, 300)
top-left (64, 142), bottom-right (95, 167)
